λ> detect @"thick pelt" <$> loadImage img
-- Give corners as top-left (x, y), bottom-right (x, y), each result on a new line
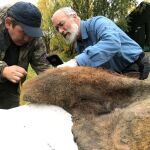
top-left (21, 67), bottom-right (150, 150)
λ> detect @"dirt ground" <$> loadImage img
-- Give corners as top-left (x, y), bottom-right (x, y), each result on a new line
top-left (145, 52), bottom-right (150, 81)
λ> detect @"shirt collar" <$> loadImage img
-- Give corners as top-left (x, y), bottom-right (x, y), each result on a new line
top-left (79, 20), bottom-right (88, 40)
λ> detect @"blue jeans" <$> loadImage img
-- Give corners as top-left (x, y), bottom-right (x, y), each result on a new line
top-left (0, 90), bottom-right (19, 109)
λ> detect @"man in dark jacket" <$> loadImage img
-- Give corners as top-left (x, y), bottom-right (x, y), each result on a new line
top-left (0, 2), bottom-right (50, 109)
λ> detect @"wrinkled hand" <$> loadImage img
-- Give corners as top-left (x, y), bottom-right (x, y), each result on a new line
top-left (57, 59), bottom-right (78, 68)
top-left (2, 65), bottom-right (27, 83)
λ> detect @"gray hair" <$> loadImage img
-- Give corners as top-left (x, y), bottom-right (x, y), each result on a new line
top-left (58, 7), bottom-right (76, 16)
top-left (52, 7), bottom-right (80, 19)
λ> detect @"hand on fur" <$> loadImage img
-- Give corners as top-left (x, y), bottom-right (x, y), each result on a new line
top-left (57, 59), bottom-right (78, 68)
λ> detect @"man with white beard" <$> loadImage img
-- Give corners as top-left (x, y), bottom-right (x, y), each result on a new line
top-left (52, 7), bottom-right (150, 80)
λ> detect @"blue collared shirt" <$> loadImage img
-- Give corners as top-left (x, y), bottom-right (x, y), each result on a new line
top-left (75, 16), bottom-right (143, 72)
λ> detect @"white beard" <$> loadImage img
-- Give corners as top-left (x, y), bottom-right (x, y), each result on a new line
top-left (65, 23), bottom-right (78, 44)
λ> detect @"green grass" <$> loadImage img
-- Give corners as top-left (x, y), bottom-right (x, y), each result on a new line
top-left (26, 65), bottom-right (37, 80)
top-left (20, 65), bottom-right (37, 105)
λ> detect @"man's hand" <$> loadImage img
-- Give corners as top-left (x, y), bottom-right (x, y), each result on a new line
top-left (2, 65), bottom-right (27, 83)
top-left (57, 59), bottom-right (78, 68)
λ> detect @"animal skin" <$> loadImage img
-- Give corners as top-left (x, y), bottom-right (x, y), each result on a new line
top-left (21, 67), bottom-right (150, 150)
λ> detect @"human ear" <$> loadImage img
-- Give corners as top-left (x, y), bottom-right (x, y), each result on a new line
top-left (5, 17), bottom-right (12, 29)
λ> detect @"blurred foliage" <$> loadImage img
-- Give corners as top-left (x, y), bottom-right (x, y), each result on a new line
top-left (37, 0), bottom-right (139, 60)
top-left (37, 0), bottom-right (55, 53)
top-left (71, 0), bottom-right (93, 19)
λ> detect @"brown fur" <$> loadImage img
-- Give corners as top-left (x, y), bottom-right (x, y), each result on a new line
top-left (21, 67), bottom-right (150, 150)
top-left (21, 67), bottom-right (150, 114)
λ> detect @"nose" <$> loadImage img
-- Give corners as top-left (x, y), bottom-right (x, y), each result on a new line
top-left (58, 27), bottom-right (65, 34)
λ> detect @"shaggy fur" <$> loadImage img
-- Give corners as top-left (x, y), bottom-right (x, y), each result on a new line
top-left (21, 67), bottom-right (150, 150)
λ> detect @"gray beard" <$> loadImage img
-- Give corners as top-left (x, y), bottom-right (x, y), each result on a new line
top-left (65, 23), bottom-right (78, 44)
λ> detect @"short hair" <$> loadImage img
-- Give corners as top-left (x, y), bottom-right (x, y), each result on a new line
top-left (58, 7), bottom-right (77, 17)
top-left (52, 7), bottom-right (80, 20)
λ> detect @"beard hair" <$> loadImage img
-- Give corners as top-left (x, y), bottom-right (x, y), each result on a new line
top-left (65, 23), bottom-right (78, 44)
